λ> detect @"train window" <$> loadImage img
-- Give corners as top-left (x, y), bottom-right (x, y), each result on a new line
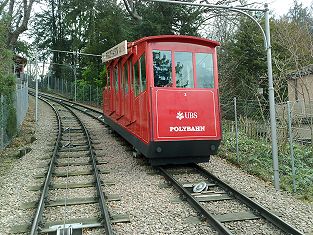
top-left (114, 66), bottom-right (118, 91)
top-left (123, 63), bottom-right (129, 94)
top-left (153, 50), bottom-right (172, 87)
top-left (175, 52), bottom-right (194, 88)
top-left (139, 54), bottom-right (146, 92)
top-left (195, 53), bottom-right (214, 88)
top-left (134, 61), bottom-right (140, 96)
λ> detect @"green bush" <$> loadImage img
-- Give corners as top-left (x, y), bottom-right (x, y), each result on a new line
top-left (6, 101), bottom-right (17, 138)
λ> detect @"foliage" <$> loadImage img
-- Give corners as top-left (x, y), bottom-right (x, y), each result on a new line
top-left (218, 16), bottom-right (267, 105)
top-left (219, 131), bottom-right (313, 201)
top-left (0, 20), bottom-right (14, 95)
top-left (0, 19), bottom-right (17, 139)
top-left (6, 94), bottom-right (17, 138)
top-left (133, 1), bottom-right (204, 38)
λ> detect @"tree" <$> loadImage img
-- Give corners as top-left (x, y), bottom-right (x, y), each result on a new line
top-left (218, 17), bottom-right (267, 104)
top-left (271, 1), bottom-right (313, 103)
top-left (0, 20), bottom-right (14, 95)
top-left (131, 1), bottom-right (205, 38)
top-left (0, 0), bottom-right (36, 49)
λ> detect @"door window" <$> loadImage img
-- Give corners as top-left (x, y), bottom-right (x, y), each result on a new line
top-left (175, 52), bottom-right (194, 88)
top-left (195, 53), bottom-right (214, 88)
top-left (114, 65), bottom-right (118, 91)
top-left (153, 50), bottom-right (172, 87)
top-left (123, 63), bottom-right (129, 94)
top-left (134, 61), bottom-right (140, 96)
top-left (139, 54), bottom-right (146, 92)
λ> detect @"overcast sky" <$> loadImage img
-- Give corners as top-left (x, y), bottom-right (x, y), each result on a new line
top-left (268, 0), bottom-right (312, 16)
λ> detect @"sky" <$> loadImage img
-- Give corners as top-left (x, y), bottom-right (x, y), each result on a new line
top-left (268, 0), bottom-right (312, 16)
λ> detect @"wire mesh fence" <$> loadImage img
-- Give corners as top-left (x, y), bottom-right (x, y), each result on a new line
top-left (30, 77), bottom-right (103, 108)
top-left (0, 79), bottom-right (29, 149)
top-left (221, 97), bottom-right (313, 196)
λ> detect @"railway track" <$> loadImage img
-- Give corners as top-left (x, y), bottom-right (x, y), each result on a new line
top-left (27, 91), bottom-right (305, 235)
top-left (157, 163), bottom-right (304, 235)
top-left (13, 94), bottom-right (128, 234)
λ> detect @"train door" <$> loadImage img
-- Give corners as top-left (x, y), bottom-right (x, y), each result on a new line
top-left (122, 61), bottom-right (130, 122)
top-left (138, 54), bottom-right (148, 141)
top-left (120, 61), bottom-right (125, 118)
top-left (132, 58), bottom-right (140, 135)
top-left (129, 61), bottom-right (135, 124)
top-left (112, 64), bottom-right (118, 115)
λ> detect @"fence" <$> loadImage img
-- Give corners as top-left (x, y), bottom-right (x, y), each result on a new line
top-left (29, 77), bottom-right (103, 108)
top-left (0, 79), bottom-right (29, 149)
top-left (223, 98), bottom-right (313, 145)
top-left (221, 97), bottom-right (313, 194)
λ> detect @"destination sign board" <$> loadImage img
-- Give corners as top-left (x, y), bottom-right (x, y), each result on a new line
top-left (102, 40), bottom-right (128, 63)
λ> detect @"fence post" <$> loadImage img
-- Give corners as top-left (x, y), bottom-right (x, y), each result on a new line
top-left (96, 86), bottom-right (99, 106)
top-left (61, 78), bottom-right (64, 95)
top-left (234, 97), bottom-right (239, 161)
top-left (287, 101), bottom-right (296, 192)
top-left (1, 95), bottom-right (4, 149)
top-left (90, 85), bottom-right (92, 104)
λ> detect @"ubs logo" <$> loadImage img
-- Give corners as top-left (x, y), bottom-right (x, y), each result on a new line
top-left (176, 111), bottom-right (198, 120)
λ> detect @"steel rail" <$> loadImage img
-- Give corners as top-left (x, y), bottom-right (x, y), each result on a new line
top-left (61, 103), bottom-right (114, 235)
top-left (192, 163), bottom-right (304, 235)
top-left (29, 92), bottom-right (113, 234)
top-left (157, 166), bottom-right (233, 235)
top-left (30, 97), bottom-right (62, 235)
top-left (32, 90), bottom-right (106, 124)
top-left (33, 91), bottom-right (304, 234)
top-left (29, 89), bottom-right (103, 116)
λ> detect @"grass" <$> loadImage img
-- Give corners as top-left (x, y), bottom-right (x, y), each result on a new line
top-left (218, 132), bottom-right (313, 202)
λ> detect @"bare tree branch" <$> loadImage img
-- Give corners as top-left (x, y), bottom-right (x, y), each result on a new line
top-left (123, 0), bottom-right (142, 20)
top-left (7, 0), bottom-right (36, 48)
top-left (0, 0), bottom-right (10, 15)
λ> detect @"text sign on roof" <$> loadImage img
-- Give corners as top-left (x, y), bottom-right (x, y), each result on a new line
top-left (102, 40), bottom-right (128, 63)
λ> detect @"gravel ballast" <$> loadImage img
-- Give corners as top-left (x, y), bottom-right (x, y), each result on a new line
top-left (0, 95), bottom-right (312, 235)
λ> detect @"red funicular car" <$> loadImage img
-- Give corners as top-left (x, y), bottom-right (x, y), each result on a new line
top-left (102, 35), bottom-right (221, 165)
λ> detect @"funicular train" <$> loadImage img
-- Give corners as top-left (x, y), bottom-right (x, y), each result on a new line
top-left (102, 35), bottom-right (222, 165)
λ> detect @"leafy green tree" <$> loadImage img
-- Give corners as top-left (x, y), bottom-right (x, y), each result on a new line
top-left (132, 1), bottom-right (204, 38)
top-left (218, 17), bottom-right (267, 104)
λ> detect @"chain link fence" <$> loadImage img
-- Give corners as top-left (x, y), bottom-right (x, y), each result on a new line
top-left (221, 97), bottom-right (313, 196)
top-left (29, 77), bottom-right (103, 108)
top-left (0, 79), bottom-right (29, 149)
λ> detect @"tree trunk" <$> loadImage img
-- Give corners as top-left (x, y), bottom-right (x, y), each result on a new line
top-left (6, 0), bottom-right (35, 49)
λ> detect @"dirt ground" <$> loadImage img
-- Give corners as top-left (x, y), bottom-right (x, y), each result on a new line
top-left (0, 96), bottom-right (36, 176)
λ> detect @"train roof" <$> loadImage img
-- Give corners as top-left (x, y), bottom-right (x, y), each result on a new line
top-left (102, 35), bottom-right (220, 63)
top-left (128, 35), bottom-right (220, 48)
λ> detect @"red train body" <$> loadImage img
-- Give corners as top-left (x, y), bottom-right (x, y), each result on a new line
top-left (102, 35), bottom-right (221, 165)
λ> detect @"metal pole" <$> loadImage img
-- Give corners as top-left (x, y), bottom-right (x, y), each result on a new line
top-left (74, 53), bottom-right (77, 102)
top-left (50, 49), bottom-right (102, 57)
top-left (141, 0), bottom-right (281, 191)
top-left (234, 97), bottom-right (239, 161)
top-left (265, 4), bottom-right (280, 191)
top-left (35, 58), bottom-right (39, 124)
top-left (287, 101), bottom-right (296, 192)
top-left (65, 80), bottom-right (68, 96)
top-left (96, 86), bottom-right (99, 106)
top-left (47, 72), bottom-right (50, 90)
top-left (90, 85), bottom-right (92, 104)
top-left (1, 95), bottom-right (4, 148)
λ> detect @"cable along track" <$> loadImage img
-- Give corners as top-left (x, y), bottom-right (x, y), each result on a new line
top-left (14, 96), bottom-right (128, 235)
top-left (157, 163), bottom-right (304, 235)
